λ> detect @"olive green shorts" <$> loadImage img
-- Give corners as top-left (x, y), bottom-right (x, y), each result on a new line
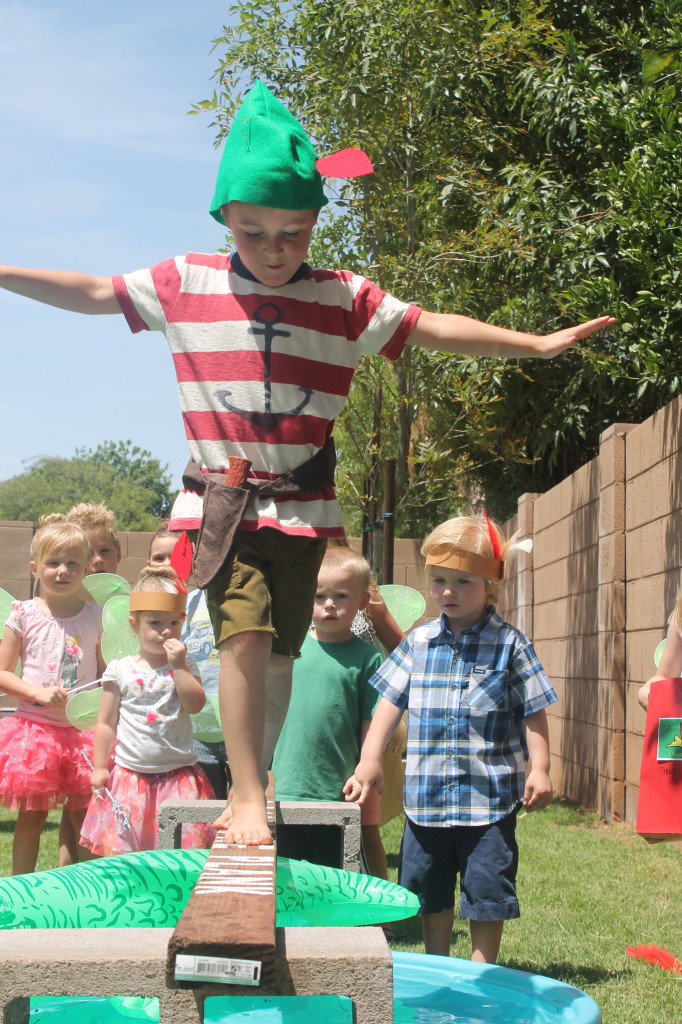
top-left (204, 529), bottom-right (327, 657)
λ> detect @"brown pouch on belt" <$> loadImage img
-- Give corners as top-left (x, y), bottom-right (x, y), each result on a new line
top-left (184, 437), bottom-right (337, 589)
top-left (192, 482), bottom-right (250, 590)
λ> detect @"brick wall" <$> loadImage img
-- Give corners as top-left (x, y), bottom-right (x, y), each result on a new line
top-left (497, 398), bottom-right (682, 826)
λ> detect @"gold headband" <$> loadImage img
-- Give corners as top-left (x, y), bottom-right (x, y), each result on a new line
top-left (425, 545), bottom-right (505, 581)
top-left (129, 592), bottom-right (187, 614)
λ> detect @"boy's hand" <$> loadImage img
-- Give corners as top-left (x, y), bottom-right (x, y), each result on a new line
top-left (534, 315), bottom-right (616, 359)
top-left (90, 768), bottom-right (112, 791)
top-left (343, 758), bottom-right (384, 804)
top-left (163, 637), bottom-right (187, 669)
top-left (523, 768), bottom-right (553, 811)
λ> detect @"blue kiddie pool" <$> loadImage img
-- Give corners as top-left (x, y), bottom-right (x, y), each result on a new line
top-left (392, 951), bottom-right (601, 1023)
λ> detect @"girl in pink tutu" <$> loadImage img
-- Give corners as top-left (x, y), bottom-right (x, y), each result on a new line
top-left (0, 522), bottom-right (104, 873)
top-left (80, 566), bottom-right (215, 855)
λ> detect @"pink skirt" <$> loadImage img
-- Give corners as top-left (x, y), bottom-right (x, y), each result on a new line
top-left (0, 714), bottom-right (93, 812)
top-left (80, 763), bottom-right (216, 856)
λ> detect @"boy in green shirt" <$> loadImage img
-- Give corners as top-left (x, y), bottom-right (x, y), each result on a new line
top-left (273, 544), bottom-right (386, 876)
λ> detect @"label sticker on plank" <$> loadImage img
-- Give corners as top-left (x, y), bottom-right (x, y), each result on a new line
top-left (174, 954), bottom-right (261, 985)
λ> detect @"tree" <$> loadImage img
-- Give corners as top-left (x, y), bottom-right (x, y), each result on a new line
top-left (198, 1), bottom-right (682, 526)
top-left (0, 441), bottom-right (173, 531)
top-left (199, 0), bottom-right (561, 533)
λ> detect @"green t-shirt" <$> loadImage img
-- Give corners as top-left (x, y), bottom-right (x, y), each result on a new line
top-left (272, 632), bottom-right (382, 802)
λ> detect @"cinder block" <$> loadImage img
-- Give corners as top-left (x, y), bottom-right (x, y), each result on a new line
top-left (532, 487), bottom-right (565, 534)
top-left (125, 531), bottom-right (155, 559)
top-left (599, 481), bottom-right (627, 536)
top-left (0, 526), bottom-right (33, 554)
top-left (626, 630), bottom-right (661, 684)
top-left (599, 776), bottom-right (625, 822)
top-left (0, 926), bottom-right (393, 1024)
top-left (625, 783), bottom-right (639, 828)
top-left (118, 558), bottom-right (146, 584)
top-left (625, 728), bottom-right (645, 786)
top-left (157, 800), bottom-right (363, 872)
top-left (598, 580), bottom-right (625, 636)
top-left (388, 564), bottom-right (408, 587)
top-left (599, 531), bottom-right (625, 586)
top-left (598, 427), bottom-right (631, 491)
top-left (626, 577), bottom-right (669, 632)
top-left (0, 580), bottom-right (28, 600)
top-left (624, 685), bottom-right (648, 740)
top-left (0, 554), bottom-right (32, 580)
top-left (393, 538), bottom-right (423, 564)
top-left (647, 398), bottom-right (682, 464)
top-left (571, 459), bottom-right (599, 511)
top-left (597, 676), bottom-right (625, 732)
top-left (626, 519), bottom-right (664, 581)
top-left (599, 629), bottom-right (625, 686)
top-left (516, 493), bottom-right (539, 534)
top-left (404, 564), bottom-right (426, 593)
top-left (628, 462), bottom-right (671, 529)
top-left (597, 726), bottom-right (625, 784)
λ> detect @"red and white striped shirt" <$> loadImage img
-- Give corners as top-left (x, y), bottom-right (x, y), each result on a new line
top-left (113, 252), bottom-right (421, 537)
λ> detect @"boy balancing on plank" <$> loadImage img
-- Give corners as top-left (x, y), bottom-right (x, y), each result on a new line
top-left (0, 81), bottom-right (614, 846)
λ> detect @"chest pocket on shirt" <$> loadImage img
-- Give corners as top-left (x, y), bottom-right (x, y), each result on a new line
top-left (466, 670), bottom-right (509, 714)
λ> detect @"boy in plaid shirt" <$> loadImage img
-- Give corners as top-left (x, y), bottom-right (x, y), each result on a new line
top-left (345, 515), bottom-right (557, 963)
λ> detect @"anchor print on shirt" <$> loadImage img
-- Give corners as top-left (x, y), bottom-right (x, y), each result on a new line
top-left (215, 302), bottom-right (313, 433)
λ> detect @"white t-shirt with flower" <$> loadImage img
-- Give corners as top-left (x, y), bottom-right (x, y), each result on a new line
top-left (104, 655), bottom-right (199, 772)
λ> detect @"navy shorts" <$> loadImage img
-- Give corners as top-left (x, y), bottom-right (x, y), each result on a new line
top-left (398, 811), bottom-right (520, 921)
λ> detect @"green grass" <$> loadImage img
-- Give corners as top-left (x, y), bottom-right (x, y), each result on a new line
top-left (2, 802), bottom-right (681, 1023)
top-left (0, 808), bottom-right (60, 875)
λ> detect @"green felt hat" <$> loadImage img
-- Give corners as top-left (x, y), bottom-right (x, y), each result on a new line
top-left (210, 81), bottom-right (328, 222)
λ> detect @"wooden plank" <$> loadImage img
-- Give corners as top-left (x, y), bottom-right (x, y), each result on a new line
top-left (166, 780), bottom-right (277, 989)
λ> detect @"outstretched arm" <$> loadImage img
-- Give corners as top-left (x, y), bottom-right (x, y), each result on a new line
top-left (408, 310), bottom-right (616, 360)
top-left (0, 266), bottom-right (119, 315)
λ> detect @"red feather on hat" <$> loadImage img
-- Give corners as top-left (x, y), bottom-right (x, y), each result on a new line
top-left (316, 148), bottom-right (374, 178)
top-left (483, 508), bottom-right (502, 560)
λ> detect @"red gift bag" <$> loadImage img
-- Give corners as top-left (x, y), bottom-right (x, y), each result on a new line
top-left (636, 677), bottom-right (682, 843)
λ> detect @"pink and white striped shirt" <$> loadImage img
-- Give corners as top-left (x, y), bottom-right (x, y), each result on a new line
top-left (113, 252), bottom-right (421, 537)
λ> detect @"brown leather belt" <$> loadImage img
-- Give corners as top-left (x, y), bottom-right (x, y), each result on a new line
top-left (182, 436), bottom-right (336, 588)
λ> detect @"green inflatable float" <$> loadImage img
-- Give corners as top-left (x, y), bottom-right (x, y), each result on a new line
top-left (0, 848), bottom-right (418, 930)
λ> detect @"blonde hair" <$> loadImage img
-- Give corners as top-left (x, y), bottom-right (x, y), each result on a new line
top-left (132, 565), bottom-right (183, 596)
top-left (31, 521), bottom-right (91, 570)
top-left (421, 515), bottom-right (507, 605)
top-left (320, 543), bottom-right (371, 592)
top-left (66, 503), bottom-right (119, 543)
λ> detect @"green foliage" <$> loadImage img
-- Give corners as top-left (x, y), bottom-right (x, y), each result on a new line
top-left (0, 441), bottom-right (173, 531)
top-left (200, 0), bottom-right (682, 525)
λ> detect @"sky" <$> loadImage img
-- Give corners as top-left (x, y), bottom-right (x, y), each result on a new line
top-left (0, 1), bottom-right (237, 487)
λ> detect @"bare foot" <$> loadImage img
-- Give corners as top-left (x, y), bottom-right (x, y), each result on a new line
top-left (212, 790), bottom-right (233, 830)
top-left (214, 794), bottom-right (273, 846)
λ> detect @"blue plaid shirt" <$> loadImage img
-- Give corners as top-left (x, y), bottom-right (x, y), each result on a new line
top-left (370, 608), bottom-right (557, 827)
